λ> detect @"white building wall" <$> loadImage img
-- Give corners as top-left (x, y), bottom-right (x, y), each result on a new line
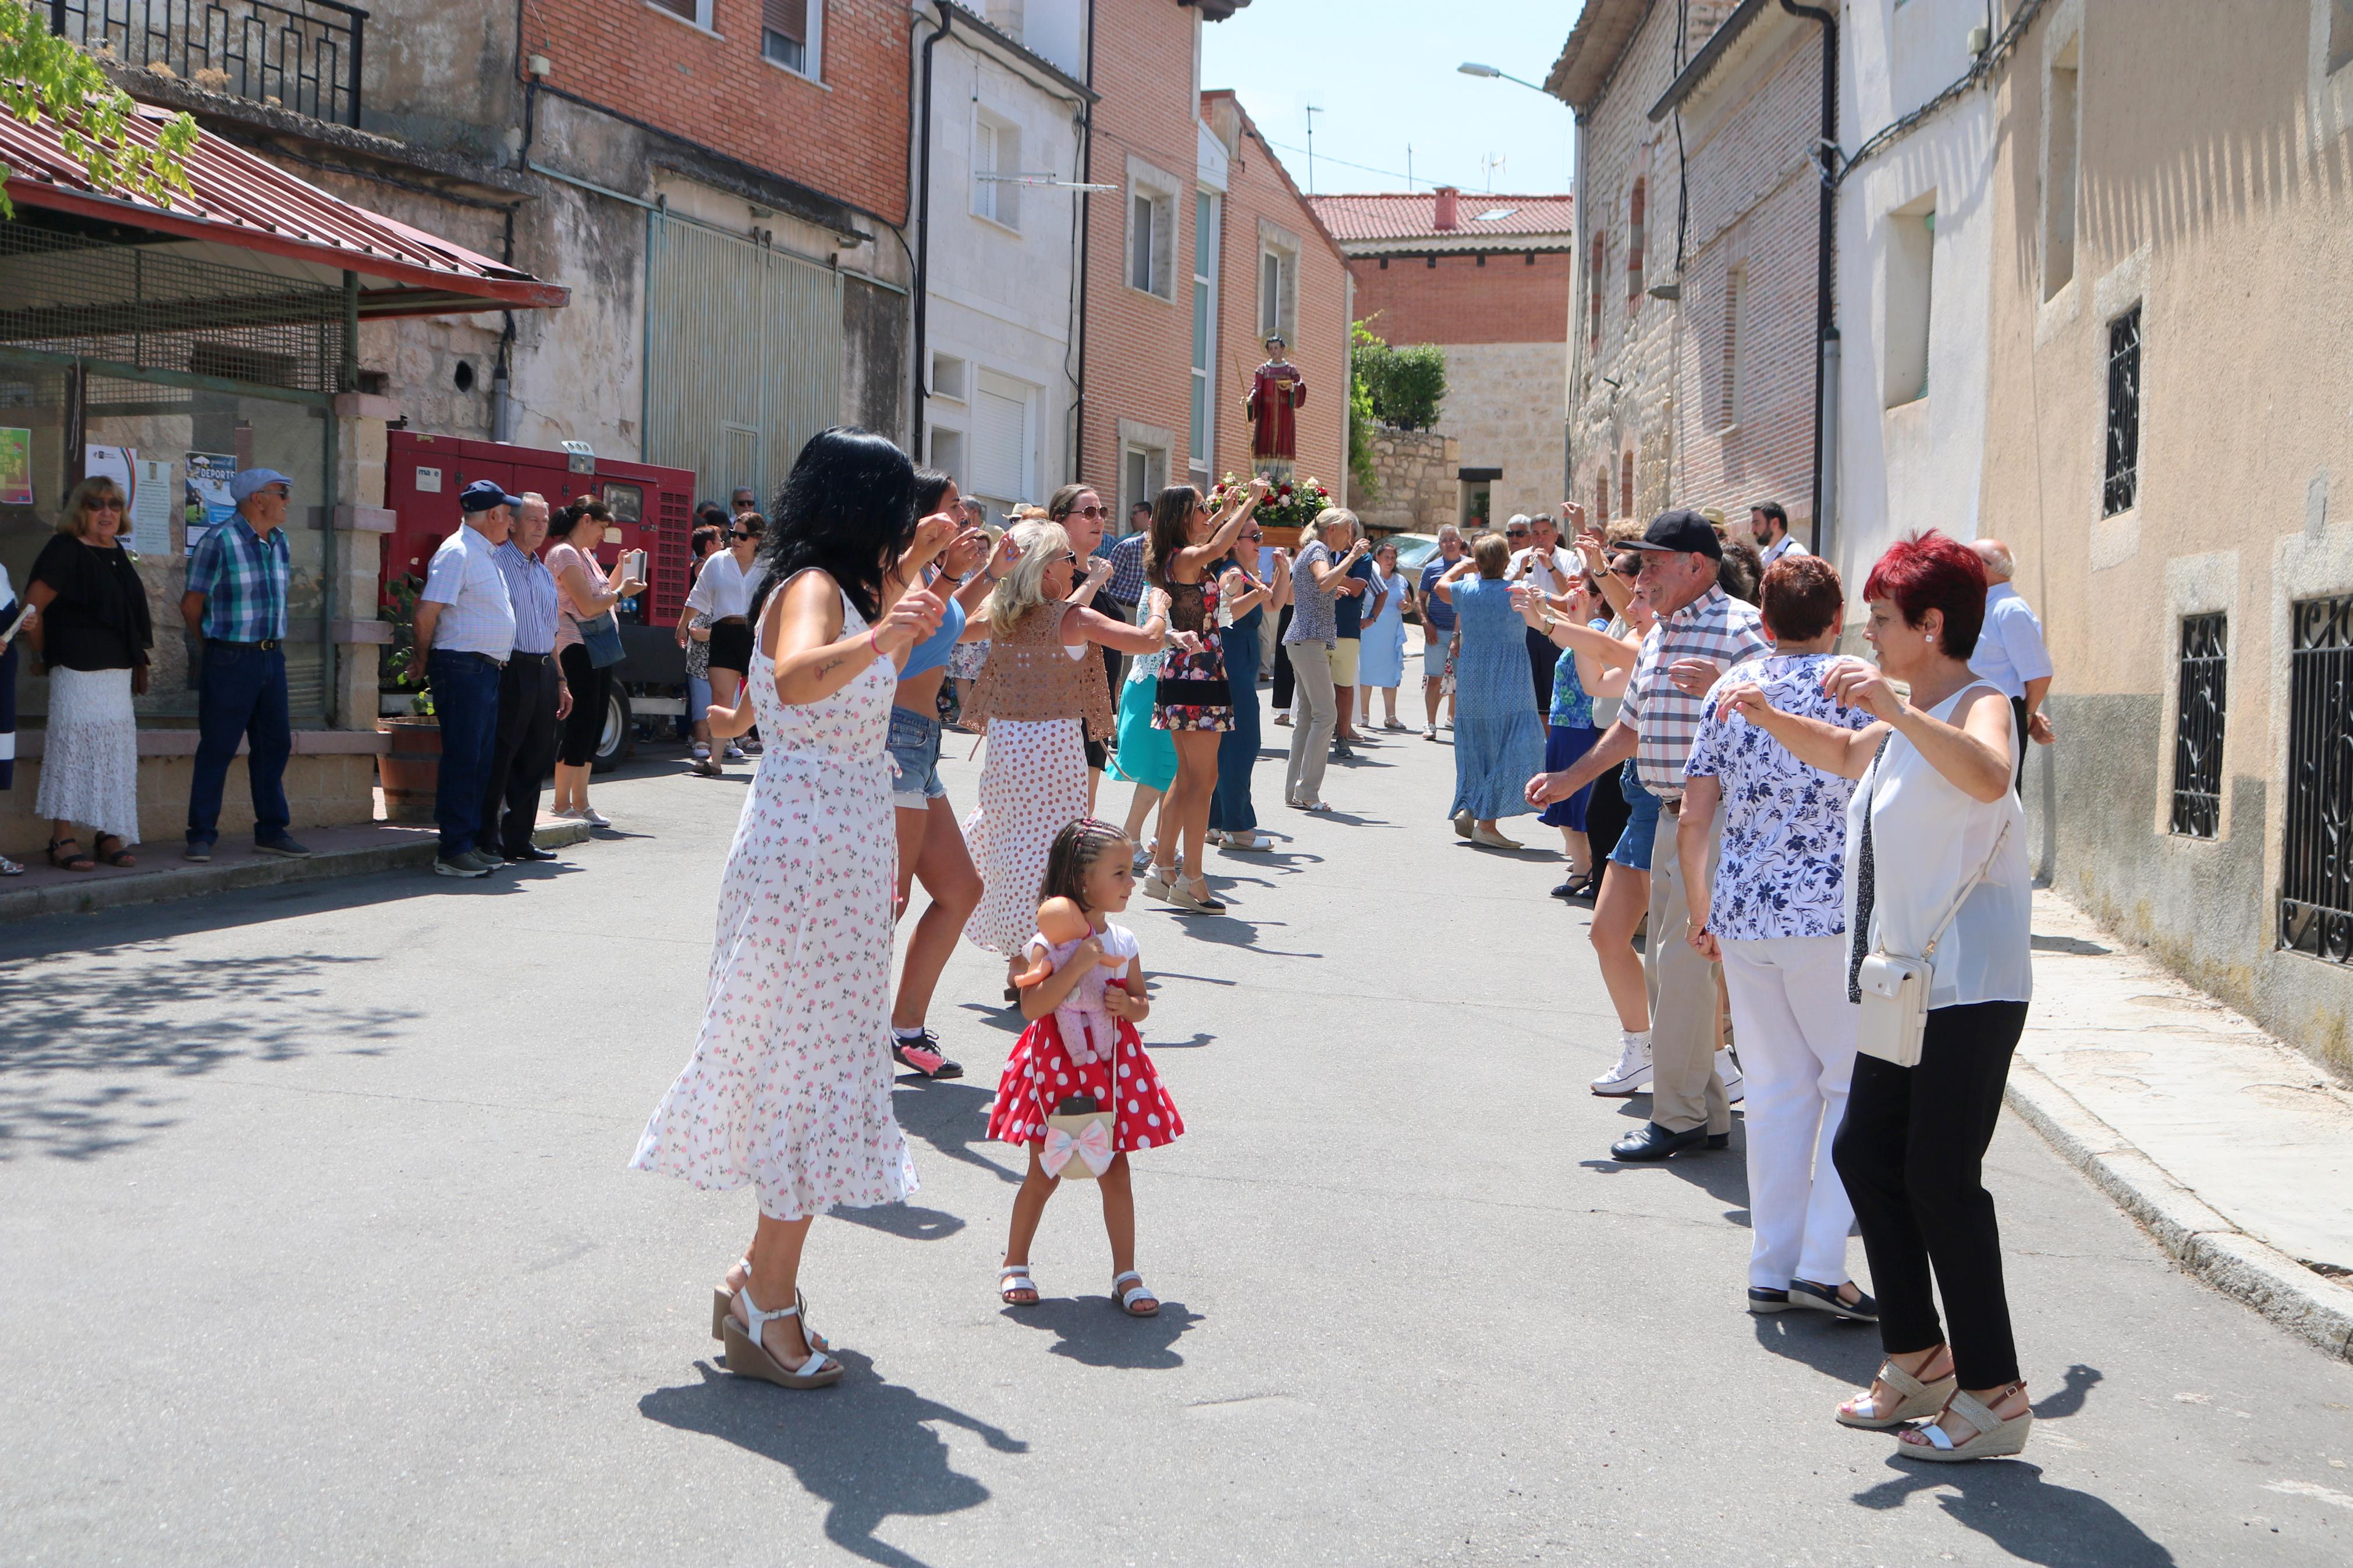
top-left (923, 30), bottom-right (1085, 517)
top-left (1834, 0), bottom-right (1996, 601)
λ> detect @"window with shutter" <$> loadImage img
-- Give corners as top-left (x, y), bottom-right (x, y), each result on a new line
top-left (974, 378), bottom-right (1028, 505)
top-left (763, 0), bottom-right (809, 73)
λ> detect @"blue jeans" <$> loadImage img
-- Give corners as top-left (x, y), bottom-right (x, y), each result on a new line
top-left (684, 673), bottom-right (711, 740)
top-left (187, 642), bottom-right (291, 846)
top-left (428, 649), bottom-right (503, 856)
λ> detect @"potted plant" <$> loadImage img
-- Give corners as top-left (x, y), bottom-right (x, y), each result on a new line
top-left (377, 574), bottom-right (439, 824)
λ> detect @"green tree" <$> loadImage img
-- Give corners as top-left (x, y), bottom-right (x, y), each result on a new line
top-left (1347, 319), bottom-right (1381, 499)
top-left (1, 3), bottom-right (198, 221)
top-left (1356, 332), bottom-right (1449, 432)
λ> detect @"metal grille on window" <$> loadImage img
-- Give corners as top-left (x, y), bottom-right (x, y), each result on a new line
top-left (49, 0), bottom-right (368, 127)
top-left (2281, 595), bottom-right (2353, 963)
top-left (763, 0), bottom-right (807, 70)
top-left (2102, 304), bottom-right (2140, 516)
top-left (2169, 613), bottom-right (2226, 838)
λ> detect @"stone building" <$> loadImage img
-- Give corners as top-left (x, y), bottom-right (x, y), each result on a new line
top-left (1309, 188), bottom-right (1574, 530)
top-left (1548, 0), bottom-right (1826, 541)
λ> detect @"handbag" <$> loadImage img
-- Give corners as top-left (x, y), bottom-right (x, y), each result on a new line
top-left (576, 609), bottom-right (626, 670)
top-left (1041, 1093), bottom-right (1116, 1181)
top-left (1855, 785), bottom-right (2012, 1068)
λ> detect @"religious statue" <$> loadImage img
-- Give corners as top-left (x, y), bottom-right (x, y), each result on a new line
top-left (1243, 334), bottom-right (1307, 463)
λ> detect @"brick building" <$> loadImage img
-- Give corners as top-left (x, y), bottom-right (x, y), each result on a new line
top-left (1548, 0), bottom-right (1826, 541)
top-left (1310, 189), bottom-right (1574, 531)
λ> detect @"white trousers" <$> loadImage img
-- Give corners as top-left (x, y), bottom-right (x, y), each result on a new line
top-left (1720, 933), bottom-right (1859, 1289)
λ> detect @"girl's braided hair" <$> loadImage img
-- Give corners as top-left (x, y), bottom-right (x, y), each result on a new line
top-left (1038, 817), bottom-right (1133, 912)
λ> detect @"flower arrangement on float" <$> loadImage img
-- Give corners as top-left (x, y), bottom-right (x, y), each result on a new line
top-left (1209, 470), bottom-right (1333, 533)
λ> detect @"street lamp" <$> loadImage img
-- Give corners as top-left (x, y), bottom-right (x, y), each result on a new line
top-left (1457, 61), bottom-right (1553, 95)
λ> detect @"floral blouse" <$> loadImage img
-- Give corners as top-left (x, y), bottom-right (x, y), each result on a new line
top-left (1683, 653), bottom-right (1874, 941)
top-left (1549, 618), bottom-right (1610, 730)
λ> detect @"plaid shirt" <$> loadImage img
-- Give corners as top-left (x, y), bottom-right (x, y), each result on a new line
top-left (184, 514), bottom-right (290, 642)
top-left (1618, 584), bottom-right (1772, 800)
top-left (1103, 531), bottom-right (1151, 607)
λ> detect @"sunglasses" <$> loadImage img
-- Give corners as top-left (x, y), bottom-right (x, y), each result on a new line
top-left (88, 498), bottom-right (125, 511)
top-left (1059, 551), bottom-right (1078, 564)
top-left (1506, 529), bottom-right (1528, 538)
top-left (1074, 504), bottom-right (1106, 518)
top-left (1610, 561), bottom-right (1641, 578)
top-left (729, 529), bottom-right (753, 541)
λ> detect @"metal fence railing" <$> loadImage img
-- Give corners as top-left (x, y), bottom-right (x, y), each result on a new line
top-left (2169, 612), bottom-right (2226, 840)
top-left (51, 0), bottom-right (368, 128)
top-left (2281, 595), bottom-right (2353, 964)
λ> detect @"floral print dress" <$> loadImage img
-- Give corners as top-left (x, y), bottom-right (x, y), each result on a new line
top-left (1152, 575), bottom-right (1234, 733)
top-left (630, 573), bottom-right (917, 1219)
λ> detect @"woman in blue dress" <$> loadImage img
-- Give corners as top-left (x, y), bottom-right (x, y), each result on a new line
top-left (1355, 539), bottom-right (1410, 731)
top-left (1429, 532), bottom-right (1546, 849)
top-left (1209, 534), bottom-right (1286, 853)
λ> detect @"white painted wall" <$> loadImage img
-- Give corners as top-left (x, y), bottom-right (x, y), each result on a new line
top-left (922, 27), bottom-right (1085, 515)
top-left (1834, 0), bottom-right (1995, 596)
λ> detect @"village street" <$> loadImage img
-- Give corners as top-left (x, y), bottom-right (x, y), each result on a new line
top-left (2, 731), bottom-right (2348, 1567)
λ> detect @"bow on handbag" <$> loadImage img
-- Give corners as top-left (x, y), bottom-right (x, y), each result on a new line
top-left (1041, 1115), bottom-right (1115, 1179)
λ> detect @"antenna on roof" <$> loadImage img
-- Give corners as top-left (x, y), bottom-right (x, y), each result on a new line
top-left (1406, 144), bottom-right (1414, 193)
top-left (1304, 103), bottom-right (1322, 194)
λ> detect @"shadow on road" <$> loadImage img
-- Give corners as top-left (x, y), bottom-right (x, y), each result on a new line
top-left (892, 1082), bottom-right (1022, 1185)
top-left (1852, 1460), bottom-right (2175, 1566)
top-left (1751, 1312), bottom-right (1883, 1384)
top-left (2032, 1363), bottom-right (2104, 1420)
top-left (0, 946), bottom-right (413, 1161)
top-left (832, 1202), bottom-right (967, 1241)
top-left (998, 1293), bottom-right (1201, 1369)
top-left (640, 1357), bottom-right (1024, 1568)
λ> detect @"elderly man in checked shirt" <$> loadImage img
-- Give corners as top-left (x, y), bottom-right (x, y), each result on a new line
top-left (180, 467), bottom-right (310, 862)
top-left (1529, 509), bottom-right (1771, 1163)
top-left (478, 493), bottom-right (572, 864)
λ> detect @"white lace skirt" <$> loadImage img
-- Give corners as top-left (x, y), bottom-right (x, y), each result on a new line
top-left (37, 666), bottom-right (140, 841)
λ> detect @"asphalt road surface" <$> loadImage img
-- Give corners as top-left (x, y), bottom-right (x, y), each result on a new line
top-left (3, 723), bottom-right (2349, 1566)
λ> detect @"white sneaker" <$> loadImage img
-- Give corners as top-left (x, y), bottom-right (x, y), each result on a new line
top-left (1716, 1049), bottom-right (1744, 1105)
top-left (1592, 1033), bottom-right (1653, 1097)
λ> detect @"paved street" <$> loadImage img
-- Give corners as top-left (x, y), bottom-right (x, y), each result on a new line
top-left (3, 728), bottom-right (2350, 1567)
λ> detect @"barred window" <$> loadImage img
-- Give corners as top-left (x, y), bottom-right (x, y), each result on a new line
top-left (2103, 305), bottom-right (2141, 515)
top-left (2281, 595), bottom-right (2353, 963)
top-left (2170, 613), bottom-right (2226, 838)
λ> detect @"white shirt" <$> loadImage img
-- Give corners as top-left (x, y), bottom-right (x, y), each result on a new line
top-left (420, 522), bottom-right (517, 658)
top-left (1759, 534), bottom-right (1809, 567)
top-left (1507, 545), bottom-right (1573, 596)
top-left (1843, 680), bottom-right (2032, 1008)
top-left (685, 549), bottom-right (765, 620)
top-left (1969, 582), bottom-right (2054, 701)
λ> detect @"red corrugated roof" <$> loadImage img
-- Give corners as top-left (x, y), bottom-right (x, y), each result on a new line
top-left (1307, 192), bottom-right (1575, 247)
top-left (1, 104), bottom-right (566, 315)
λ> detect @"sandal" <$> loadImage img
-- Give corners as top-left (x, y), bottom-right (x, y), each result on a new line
top-left (1836, 1353), bottom-right (1957, 1430)
top-left (0, 854), bottom-right (21, 877)
top-left (719, 1288), bottom-right (842, 1388)
top-left (47, 837), bottom-right (95, 873)
top-left (1896, 1382), bottom-right (2033, 1463)
top-left (1168, 877), bottom-right (1226, 914)
top-left (92, 833), bottom-right (136, 867)
top-left (711, 1259), bottom-right (826, 1350)
top-left (999, 1264), bottom-right (1039, 1306)
top-left (1112, 1270), bottom-right (1159, 1317)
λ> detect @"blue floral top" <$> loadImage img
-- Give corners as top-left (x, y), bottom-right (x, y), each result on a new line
top-left (1548, 618), bottom-right (1610, 730)
top-left (1683, 653), bottom-right (1874, 941)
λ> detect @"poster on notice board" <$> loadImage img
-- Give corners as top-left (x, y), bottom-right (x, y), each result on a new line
top-left (0, 428), bottom-right (31, 507)
top-left (130, 456), bottom-right (176, 554)
top-left (184, 451), bottom-right (237, 555)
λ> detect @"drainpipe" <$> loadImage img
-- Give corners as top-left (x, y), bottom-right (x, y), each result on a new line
top-left (1072, 0), bottom-right (1097, 481)
top-left (911, 5), bottom-right (953, 454)
top-left (1780, 0), bottom-right (1837, 554)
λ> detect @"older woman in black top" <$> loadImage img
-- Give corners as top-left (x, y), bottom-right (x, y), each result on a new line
top-left (23, 475), bottom-right (152, 870)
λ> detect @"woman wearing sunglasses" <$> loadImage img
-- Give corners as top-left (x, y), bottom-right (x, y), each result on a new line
top-left (684, 511), bottom-right (769, 755)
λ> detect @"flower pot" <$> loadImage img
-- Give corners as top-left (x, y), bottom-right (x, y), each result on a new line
top-left (378, 717), bottom-right (441, 825)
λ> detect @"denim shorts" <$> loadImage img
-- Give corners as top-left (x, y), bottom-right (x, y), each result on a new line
top-left (1609, 762), bottom-right (1660, 871)
top-left (887, 705), bottom-right (946, 809)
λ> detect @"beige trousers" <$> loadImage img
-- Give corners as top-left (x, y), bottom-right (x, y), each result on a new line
top-left (1644, 799), bottom-right (1732, 1135)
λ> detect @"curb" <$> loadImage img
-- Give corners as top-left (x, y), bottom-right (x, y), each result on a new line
top-left (0, 819), bottom-right (595, 923)
top-left (2005, 1059), bottom-right (2353, 1363)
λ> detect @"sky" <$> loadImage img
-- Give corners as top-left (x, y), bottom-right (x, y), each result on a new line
top-left (1199, 0), bottom-right (1581, 198)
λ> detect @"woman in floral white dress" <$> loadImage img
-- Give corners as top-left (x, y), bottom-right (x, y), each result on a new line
top-left (631, 427), bottom-right (949, 1391)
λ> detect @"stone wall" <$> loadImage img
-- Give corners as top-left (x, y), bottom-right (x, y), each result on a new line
top-left (1358, 428), bottom-right (1459, 534)
top-left (1442, 342), bottom-right (1568, 524)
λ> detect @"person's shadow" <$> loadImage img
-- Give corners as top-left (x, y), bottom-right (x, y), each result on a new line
top-left (1852, 1459), bottom-right (2174, 1566)
top-left (640, 1358), bottom-right (1025, 1568)
top-left (998, 1293), bottom-right (1202, 1370)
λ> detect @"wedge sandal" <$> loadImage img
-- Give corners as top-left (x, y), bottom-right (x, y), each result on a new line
top-left (1897, 1384), bottom-right (2032, 1463)
top-left (719, 1289), bottom-right (842, 1389)
top-left (1835, 1355), bottom-right (1957, 1430)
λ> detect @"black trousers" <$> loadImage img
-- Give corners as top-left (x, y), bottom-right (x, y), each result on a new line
top-left (2010, 695), bottom-right (2029, 795)
top-left (1833, 1000), bottom-right (2031, 1391)
top-left (1272, 604), bottom-right (1296, 709)
top-left (478, 652), bottom-right (560, 856)
top-left (1582, 751), bottom-right (1629, 865)
top-left (1526, 626), bottom-right (1558, 717)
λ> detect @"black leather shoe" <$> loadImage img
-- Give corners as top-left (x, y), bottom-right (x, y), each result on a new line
top-left (1610, 1121), bottom-right (1709, 1162)
top-left (504, 845), bottom-right (560, 862)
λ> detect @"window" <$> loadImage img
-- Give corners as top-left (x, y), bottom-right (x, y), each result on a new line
top-left (972, 370), bottom-right (1034, 513)
top-left (1124, 443), bottom-right (1167, 522)
top-left (1259, 250), bottom-right (1284, 339)
top-left (2171, 613), bottom-right (2227, 838)
top-left (1588, 230), bottom-right (1606, 353)
top-left (2281, 595), bottom-right (2353, 962)
top-left (1127, 183), bottom-right (1177, 297)
top-left (2044, 42), bottom-right (2080, 299)
top-left (930, 352), bottom-right (967, 401)
top-left (1192, 191), bottom-right (1220, 468)
top-left (973, 112), bottom-right (1021, 230)
top-left (648, 0), bottom-right (714, 26)
top-left (1720, 264), bottom-right (1748, 428)
top-left (2103, 305), bottom-right (2142, 515)
top-left (1620, 449), bottom-right (1635, 521)
top-left (928, 426), bottom-right (965, 488)
top-left (1627, 179), bottom-right (1646, 303)
top-left (760, 0), bottom-right (821, 76)
top-left (1884, 197), bottom-right (1935, 408)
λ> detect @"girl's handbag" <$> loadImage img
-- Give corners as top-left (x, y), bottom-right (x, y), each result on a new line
top-left (1855, 819), bottom-right (2011, 1068)
top-left (577, 609), bottom-right (627, 670)
top-left (1041, 1093), bottom-right (1115, 1181)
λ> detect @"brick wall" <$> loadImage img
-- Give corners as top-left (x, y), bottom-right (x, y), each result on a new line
top-left (520, 0), bottom-right (910, 223)
top-left (1348, 250), bottom-right (1573, 346)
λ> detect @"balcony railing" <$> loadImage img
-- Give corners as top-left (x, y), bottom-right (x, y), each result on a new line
top-left (51, 0), bottom-right (368, 129)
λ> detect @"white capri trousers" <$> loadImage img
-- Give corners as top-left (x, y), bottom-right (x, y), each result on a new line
top-left (1719, 933), bottom-right (1860, 1290)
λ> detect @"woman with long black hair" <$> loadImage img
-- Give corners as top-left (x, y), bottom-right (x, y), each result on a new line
top-left (632, 426), bottom-right (949, 1391)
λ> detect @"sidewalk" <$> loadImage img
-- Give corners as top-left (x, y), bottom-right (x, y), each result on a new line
top-left (2014, 888), bottom-right (2353, 1360)
top-left (0, 812), bottom-right (594, 922)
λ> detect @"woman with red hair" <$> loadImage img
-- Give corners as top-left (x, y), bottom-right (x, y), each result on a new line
top-left (1717, 529), bottom-right (2033, 1463)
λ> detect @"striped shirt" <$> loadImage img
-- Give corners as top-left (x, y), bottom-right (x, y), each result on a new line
top-left (1103, 531), bottom-right (1150, 607)
top-left (1617, 584), bottom-right (1772, 800)
top-left (493, 540), bottom-right (560, 655)
top-left (420, 522), bottom-right (517, 658)
top-left (184, 514), bottom-right (290, 642)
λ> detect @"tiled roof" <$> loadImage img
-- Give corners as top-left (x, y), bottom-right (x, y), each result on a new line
top-left (1305, 192), bottom-right (1575, 254)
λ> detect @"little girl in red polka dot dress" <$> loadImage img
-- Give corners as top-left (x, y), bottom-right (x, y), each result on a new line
top-left (989, 817), bottom-right (1184, 1316)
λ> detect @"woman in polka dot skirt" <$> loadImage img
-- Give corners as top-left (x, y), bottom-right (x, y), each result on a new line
top-left (989, 818), bottom-right (1184, 1317)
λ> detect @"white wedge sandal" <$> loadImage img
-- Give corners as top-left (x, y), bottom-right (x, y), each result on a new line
top-left (720, 1289), bottom-right (842, 1389)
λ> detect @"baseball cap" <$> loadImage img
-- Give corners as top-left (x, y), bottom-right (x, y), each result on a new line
top-left (1617, 507), bottom-right (1723, 559)
top-left (460, 478), bottom-right (524, 513)
top-left (230, 468), bottom-right (293, 504)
